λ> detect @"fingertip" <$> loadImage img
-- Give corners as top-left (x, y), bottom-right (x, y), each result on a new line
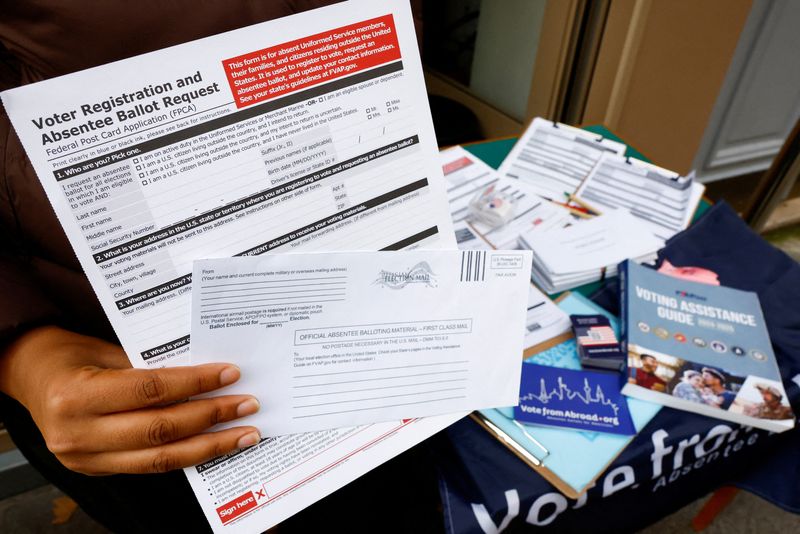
top-left (236, 397), bottom-right (260, 417)
top-left (219, 365), bottom-right (241, 386)
top-left (236, 429), bottom-right (261, 449)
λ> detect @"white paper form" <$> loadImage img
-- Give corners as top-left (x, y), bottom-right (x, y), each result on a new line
top-left (521, 210), bottom-right (662, 293)
top-left (470, 177), bottom-right (574, 250)
top-left (498, 118), bottom-right (626, 200)
top-left (440, 145), bottom-right (499, 222)
top-left (1, 1), bottom-right (455, 368)
top-left (191, 250), bottom-right (531, 436)
top-left (453, 220), bottom-right (492, 250)
top-left (524, 284), bottom-right (571, 350)
top-left (573, 153), bottom-right (705, 241)
top-left (184, 414), bottom-right (462, 533)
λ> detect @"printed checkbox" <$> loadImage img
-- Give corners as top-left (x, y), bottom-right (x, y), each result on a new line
top-left (136, 165), bottom-right (142, 171)
top-left (139, 172), bottom-right (145, 178)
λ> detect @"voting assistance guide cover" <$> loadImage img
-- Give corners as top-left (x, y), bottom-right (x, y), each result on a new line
top-left (620, 261), bottom-right (795, 432)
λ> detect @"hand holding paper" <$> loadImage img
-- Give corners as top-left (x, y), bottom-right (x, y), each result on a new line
top-left (191, 250), bottom-right (532, 436)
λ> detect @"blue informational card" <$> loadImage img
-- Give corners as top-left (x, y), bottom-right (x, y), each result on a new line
top-left (514, 362), bottom-right (637, 435)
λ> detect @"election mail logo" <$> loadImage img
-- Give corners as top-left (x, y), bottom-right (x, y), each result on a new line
top-left (373, 261), bottom-right (437, 289)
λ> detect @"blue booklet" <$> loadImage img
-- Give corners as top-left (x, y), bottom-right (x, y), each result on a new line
top-left (514, 364), bottom-right (636, 435)
top-left (620, 260), bottom-right (795, 433)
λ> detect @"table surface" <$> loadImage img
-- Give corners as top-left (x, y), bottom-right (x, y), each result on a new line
top-left (433, 129), bottom-right (797, 534)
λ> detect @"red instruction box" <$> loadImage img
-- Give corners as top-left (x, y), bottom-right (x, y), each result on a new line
top-left (216, 491), bottom-right (257, 524)
top-left (222, 14), bottom-right (401, 108)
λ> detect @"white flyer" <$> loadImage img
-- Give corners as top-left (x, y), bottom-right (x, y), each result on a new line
top-left (453, 219), bottom-right (493, 250)
top-left (524, 210), bottom-right (662, 275)
top-left (498, 117), bottom-right (626, 199)
top-left (524, 284), bottom-right (571, 350)
top-left (439, 145), bottom-right (499, 221)
top-left (573, 153), bottom-right (705, 241)
top-left (191, 249), bottom-right (531, 436)
top-left (183, 414), bottom-right (463, 532)
top-left (1, 0), bottom-right (454, 369)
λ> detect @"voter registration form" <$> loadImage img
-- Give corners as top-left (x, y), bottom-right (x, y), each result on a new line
top-left (498, 118), bottom-right (626, 200)
top-left (1, 0), bottom-right (454, 369)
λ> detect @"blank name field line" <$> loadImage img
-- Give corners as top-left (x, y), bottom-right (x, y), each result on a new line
top-left (292, 378), bottom-right (468, 398)
top-left (293, 387), bottom-right (467, 409)
top-left (201, 283), bottom-right (346, 294)
top-left (293, 369), bottom-right (468, 388)
top-left (292, 396), bottom-right (468, 419)
top-left (203, 277), bottom-right (347, 288)
top-left (199, 293), bottom-right (345, 307)
top-left (201, 299), bottom-right (346, 312)
top-left (294, 361), bottom-right (469, 378)
top-left (201, 287), bottom-right (346, 301)
top-left (200, 283), bottom-right (346, 294)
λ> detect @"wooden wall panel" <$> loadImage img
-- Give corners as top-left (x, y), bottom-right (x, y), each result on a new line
top-left (583, 0), bottom-right (752, 173)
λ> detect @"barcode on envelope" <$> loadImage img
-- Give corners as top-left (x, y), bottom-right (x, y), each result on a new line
top-left (460, 251), bottom-right (486, 282)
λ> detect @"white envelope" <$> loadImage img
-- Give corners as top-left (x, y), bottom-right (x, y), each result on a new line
top-left (191, 249), bottom-right (532, 436)
top-left (522, 209), bottom-right (662, 275)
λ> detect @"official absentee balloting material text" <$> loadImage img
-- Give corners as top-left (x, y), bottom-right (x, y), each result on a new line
top-left (1, 0), bottom-right (455, 370)
top-left (191, 250), bottom-right (531, 436)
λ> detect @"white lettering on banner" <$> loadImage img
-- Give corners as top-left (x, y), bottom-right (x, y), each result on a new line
top-left (672, 434), bottom-right (701, 471)
top-left (602, 465), bottom-right (635, 497)
top-left (525, 493), bottom-right (568, 527)
top-left (694, 425), bottom-right (732, 458)
top-left (472, 489), bottom-right (519, 534)
top-left (468, 425), bottom-right (766, 531)
top-left (571, 483), bottom-right (593, 510)
top-left (650, 429), bottom-right (674, 479)
top-left (651, 424), bottom-right (759, 491)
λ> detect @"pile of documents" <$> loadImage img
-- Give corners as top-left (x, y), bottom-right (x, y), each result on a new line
top-left (439, 118), bottom-right (706, 293)
top-left (519, 210), bottom-right (663, 293)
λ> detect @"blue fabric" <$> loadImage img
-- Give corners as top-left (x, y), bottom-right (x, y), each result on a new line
top-left (432, 202), bottom-right (800, 533)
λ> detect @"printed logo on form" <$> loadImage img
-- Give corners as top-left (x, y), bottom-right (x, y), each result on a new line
top-left (373, 262), bottom-right (437, 289)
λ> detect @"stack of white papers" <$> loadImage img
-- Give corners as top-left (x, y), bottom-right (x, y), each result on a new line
top-left (519, 210), bottom-right (663, 293)
top-left (573, 153), bottom-right (705, 241)
top-left (468, 177), bottom-right (576, 250)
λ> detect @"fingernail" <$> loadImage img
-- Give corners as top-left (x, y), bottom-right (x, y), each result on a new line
top-left (219, 366), bottom-right (240, 386)
top-left (236, 398), bottom-right (260, 417)
top-left (237, 431), bottom-right (260, 449)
